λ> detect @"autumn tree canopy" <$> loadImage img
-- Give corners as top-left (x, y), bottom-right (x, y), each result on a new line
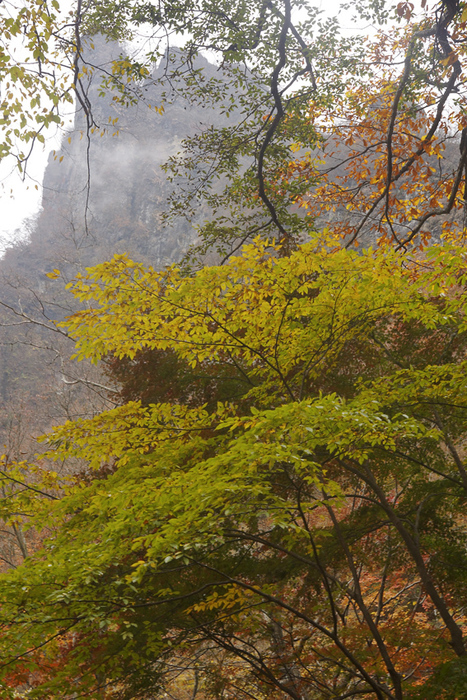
top-left (1, 1), bottom-right (467, 700)
top-left (1, 241), bottom-right (467, 699)
top-left (2, 0), bottom-right (467, 254)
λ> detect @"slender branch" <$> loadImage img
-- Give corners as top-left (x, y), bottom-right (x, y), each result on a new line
top-left (432, 409), bottom-right (467, 491)
top-left (341, 457), bottom-right (466, 657)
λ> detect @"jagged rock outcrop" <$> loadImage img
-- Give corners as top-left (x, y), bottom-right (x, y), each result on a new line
top-left (0, 38), bottom-right (233, 446)
top-left (8, 37), bottom-right (231, 275)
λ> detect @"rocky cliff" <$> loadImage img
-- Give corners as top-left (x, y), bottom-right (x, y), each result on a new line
top-left (13, 37), bottom-right (230, 272)
top-left (0, 38), bottom-right (233, 452)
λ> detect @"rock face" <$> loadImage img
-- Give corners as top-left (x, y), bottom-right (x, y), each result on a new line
top-left (0, 38), bottom-right (232, 446)
top-left (23, 36), bottom-right (230, 272)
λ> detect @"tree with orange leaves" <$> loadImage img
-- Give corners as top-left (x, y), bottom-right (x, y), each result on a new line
top-left (157, 0), bottom-right (467, 259)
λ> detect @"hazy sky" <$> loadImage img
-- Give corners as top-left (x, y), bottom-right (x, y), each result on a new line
top-left (0, 140), bottom-right (59, 250)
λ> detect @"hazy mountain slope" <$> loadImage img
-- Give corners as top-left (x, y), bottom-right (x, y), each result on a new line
top-left (0, 38), bottom-right (233, 454)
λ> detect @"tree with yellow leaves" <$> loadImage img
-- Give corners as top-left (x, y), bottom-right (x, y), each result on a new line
top-left (0, 239), bottom-right (466, 699)
top-left (1, 1), bottom-right (467, 698)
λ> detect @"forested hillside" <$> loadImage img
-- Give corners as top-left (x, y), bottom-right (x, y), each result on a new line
top-left (0, 1), bottom-right (467, 699)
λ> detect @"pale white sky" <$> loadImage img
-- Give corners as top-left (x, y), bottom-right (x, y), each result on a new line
top-left (0, 138), bottom-right (59, 250)
top-left (0, 0), bottom-right (75, 251)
